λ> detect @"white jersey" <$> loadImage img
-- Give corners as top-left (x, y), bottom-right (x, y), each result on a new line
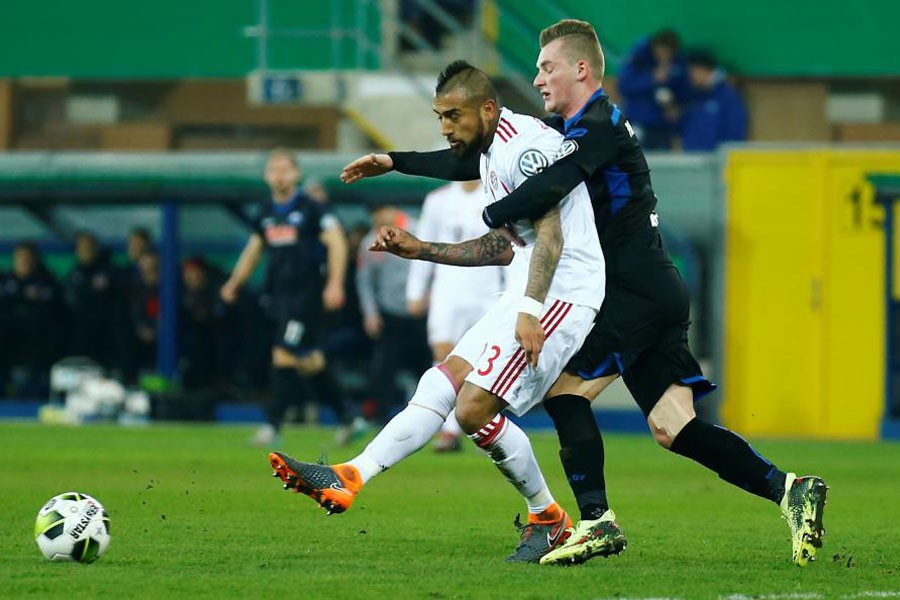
top-left (406, 182), bottom-right (507, 307)
top-left (479, 107), bottom-right (605, 310)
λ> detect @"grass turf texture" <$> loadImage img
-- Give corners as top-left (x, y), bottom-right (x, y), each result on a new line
top-left (1, 422), bottom-right (898, 599)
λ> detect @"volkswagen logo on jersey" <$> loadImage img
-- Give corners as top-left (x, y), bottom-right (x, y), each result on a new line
top-left (517, 149), bottom-right (550, 177)
top-left (555, 139), bottom-right (579, 161)
top-left (489, 170), bottom-right (498, 189)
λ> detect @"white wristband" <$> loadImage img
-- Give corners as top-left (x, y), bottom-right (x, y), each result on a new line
top-left (519, 296), bottom-right (543, 317)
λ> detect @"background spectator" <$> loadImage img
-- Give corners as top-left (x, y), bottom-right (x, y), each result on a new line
top-left (178, 257), bottom-right (235, 420)
top-left (356, 203), bottom-right (431, 422)
top-left (680, 49), bottom-right (748, 152)
top-left (126, 249), bottom-right (161, 380)
top-left (400, 0), bottom-right (475, 51)
top-left (63, 231), bottom-right (119, 369)
top-left (0, 242), bottom-right (64, 398)
top-left (124, 227), bottom-right (153, 281)
top-left (116, 227), bottom-right (155, 382)
top-left (618, 29), bottom-right (689, 151)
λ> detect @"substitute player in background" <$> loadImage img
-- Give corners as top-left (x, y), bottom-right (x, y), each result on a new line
top-left (405, 180), bottom-right (507, 451)
top-left (270, 61), bottom-right (605, 563)
top-left (341, 20), bottom-right (827, 568)
top-left (222, 148), bottom-right (353, 447)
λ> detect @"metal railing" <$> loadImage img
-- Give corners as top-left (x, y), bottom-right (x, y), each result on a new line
top-left (243, 0), bottom-right (379, 71)
top-left (242, 0), bottom-right (547, 110)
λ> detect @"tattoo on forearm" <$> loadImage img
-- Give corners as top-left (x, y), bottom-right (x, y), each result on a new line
top-left (415, 231), bottom-right (512, 266)
top-left (525, 207), bottom-right (563, 303)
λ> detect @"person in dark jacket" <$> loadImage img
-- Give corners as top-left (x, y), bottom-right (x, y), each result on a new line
top-left (680, 49), bottom-right (748, 152)
top-left (0, 242), bottom-right (64, 398)
top-left (64, 231), bottom-right (119, 368)
top-left (127, 249), bottom-right (161, 378)
top-left (617, 29), bottom-right (689, 151)
top-left (178, 256), bottom-right (236, 420)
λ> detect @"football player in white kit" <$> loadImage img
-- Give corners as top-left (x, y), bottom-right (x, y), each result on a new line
top-left (406, 180), bottom-right (507, 451)
top-left (270, 60), bottom-right (605, 563)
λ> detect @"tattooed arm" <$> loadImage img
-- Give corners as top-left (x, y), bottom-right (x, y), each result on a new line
top-left (369, 226), bottom-right (513, 266)
top-left (517, 206), bottom-right (563, 368)
top-left (523, 205), bottom-right (563, 303)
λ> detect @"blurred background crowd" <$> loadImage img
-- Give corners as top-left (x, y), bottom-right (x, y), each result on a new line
top-left (0, 184), bottom-right (432, 426)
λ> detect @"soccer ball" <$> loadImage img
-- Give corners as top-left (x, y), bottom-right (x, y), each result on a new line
top-left (34, 492), bottom-right (110, 563)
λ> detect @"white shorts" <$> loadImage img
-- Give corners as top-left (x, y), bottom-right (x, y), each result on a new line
top-left (427, 299), bottom-right (494, 346)
top-left (449, 292), bottom-right (596, 417)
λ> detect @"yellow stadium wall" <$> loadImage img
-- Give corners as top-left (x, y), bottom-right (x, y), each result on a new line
top-left (722, 149), bottom-right (900, 440)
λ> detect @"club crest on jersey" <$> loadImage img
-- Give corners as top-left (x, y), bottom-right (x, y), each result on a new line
top-left (517, 149), bottom-right (550, 177)
top-left (288, 211), bottom-right (304, 225)
top-left (489, 171), bottom-right (499, 189)
top-left (555, 139), bottom-right (579, 161)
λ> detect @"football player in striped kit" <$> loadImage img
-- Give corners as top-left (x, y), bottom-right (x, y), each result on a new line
top-left (270, 61), bottom-right (605, 563)
top-left (405, 180), bottom-right (508, 452)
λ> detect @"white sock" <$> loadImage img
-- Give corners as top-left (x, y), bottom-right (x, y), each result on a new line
top-left (348, 366), bottom-right (457, 484)
top-left (468, 414), bottom-right (555, 514)
top-left (440, 410), bottom-right (462, 436)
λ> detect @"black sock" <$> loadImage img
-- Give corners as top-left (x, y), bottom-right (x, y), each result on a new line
top-left (269, 368), bottom-right (303, 432)
top-left (307, 367), bottom-right (348, 424)
top-left (670, 418), bottom-right (787, 504)
top-left (544, 394), bottom-right (609, 520)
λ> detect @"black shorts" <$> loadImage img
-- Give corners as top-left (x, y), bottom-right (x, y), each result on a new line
top-left (273, 311), bottom-right (322, 357)
top-left (565, 263), bottom-right (715, 415)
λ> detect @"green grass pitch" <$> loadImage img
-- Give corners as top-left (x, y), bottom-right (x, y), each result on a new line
top-left (1, 422), bottom-right (898, 599)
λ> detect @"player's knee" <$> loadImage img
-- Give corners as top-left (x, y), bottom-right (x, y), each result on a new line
top-left (431, 342), bottom-right (453, 363)
top-left (439, 355), bottom-right (471, 389)
top-left (647, 384), bottom-right (695, 450)
top-left (648, 418), bottom-right (675, 449)
top-left (408, 366), bottom-right (460, 419)
top-left (454, 402), bottom-right (482, 435)
top-left (455, 393), bottom-right (498, 435)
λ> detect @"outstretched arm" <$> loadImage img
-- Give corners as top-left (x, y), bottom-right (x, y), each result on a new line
top-left (341, 151), bottom-right (480, 184)
top-left (370, 226), bottom-right (513, 267)
top-left (390, 150), bottom-right (481, 181)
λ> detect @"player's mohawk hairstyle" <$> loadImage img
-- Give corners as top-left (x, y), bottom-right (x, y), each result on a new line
top-left (435, 59), bottom-right (476, 95)
top-left (434, 60), bottom-right (497, 104)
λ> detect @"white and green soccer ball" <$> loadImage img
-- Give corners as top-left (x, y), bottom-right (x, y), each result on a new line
top-left (34, 492), bottom-right (110, 563)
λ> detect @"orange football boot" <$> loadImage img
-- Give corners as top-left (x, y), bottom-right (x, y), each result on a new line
top-left (269, 451), bottom-right (362, 514)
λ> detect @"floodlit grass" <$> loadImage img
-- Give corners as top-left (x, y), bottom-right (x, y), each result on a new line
top-left (1, 422), bottom-right (898, 599)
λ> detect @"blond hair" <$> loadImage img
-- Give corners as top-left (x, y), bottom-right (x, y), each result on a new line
top-left (539, 19), bottom-right (605, 80)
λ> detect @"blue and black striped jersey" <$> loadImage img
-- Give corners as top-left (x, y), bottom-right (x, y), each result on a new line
top-left (253, 192), bottom-right (331, 314)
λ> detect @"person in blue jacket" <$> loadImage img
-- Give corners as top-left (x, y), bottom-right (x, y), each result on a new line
top-left (681, 50), bottom-right (748, 152)
top-left (617, 29), bottom-right (689, 151)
